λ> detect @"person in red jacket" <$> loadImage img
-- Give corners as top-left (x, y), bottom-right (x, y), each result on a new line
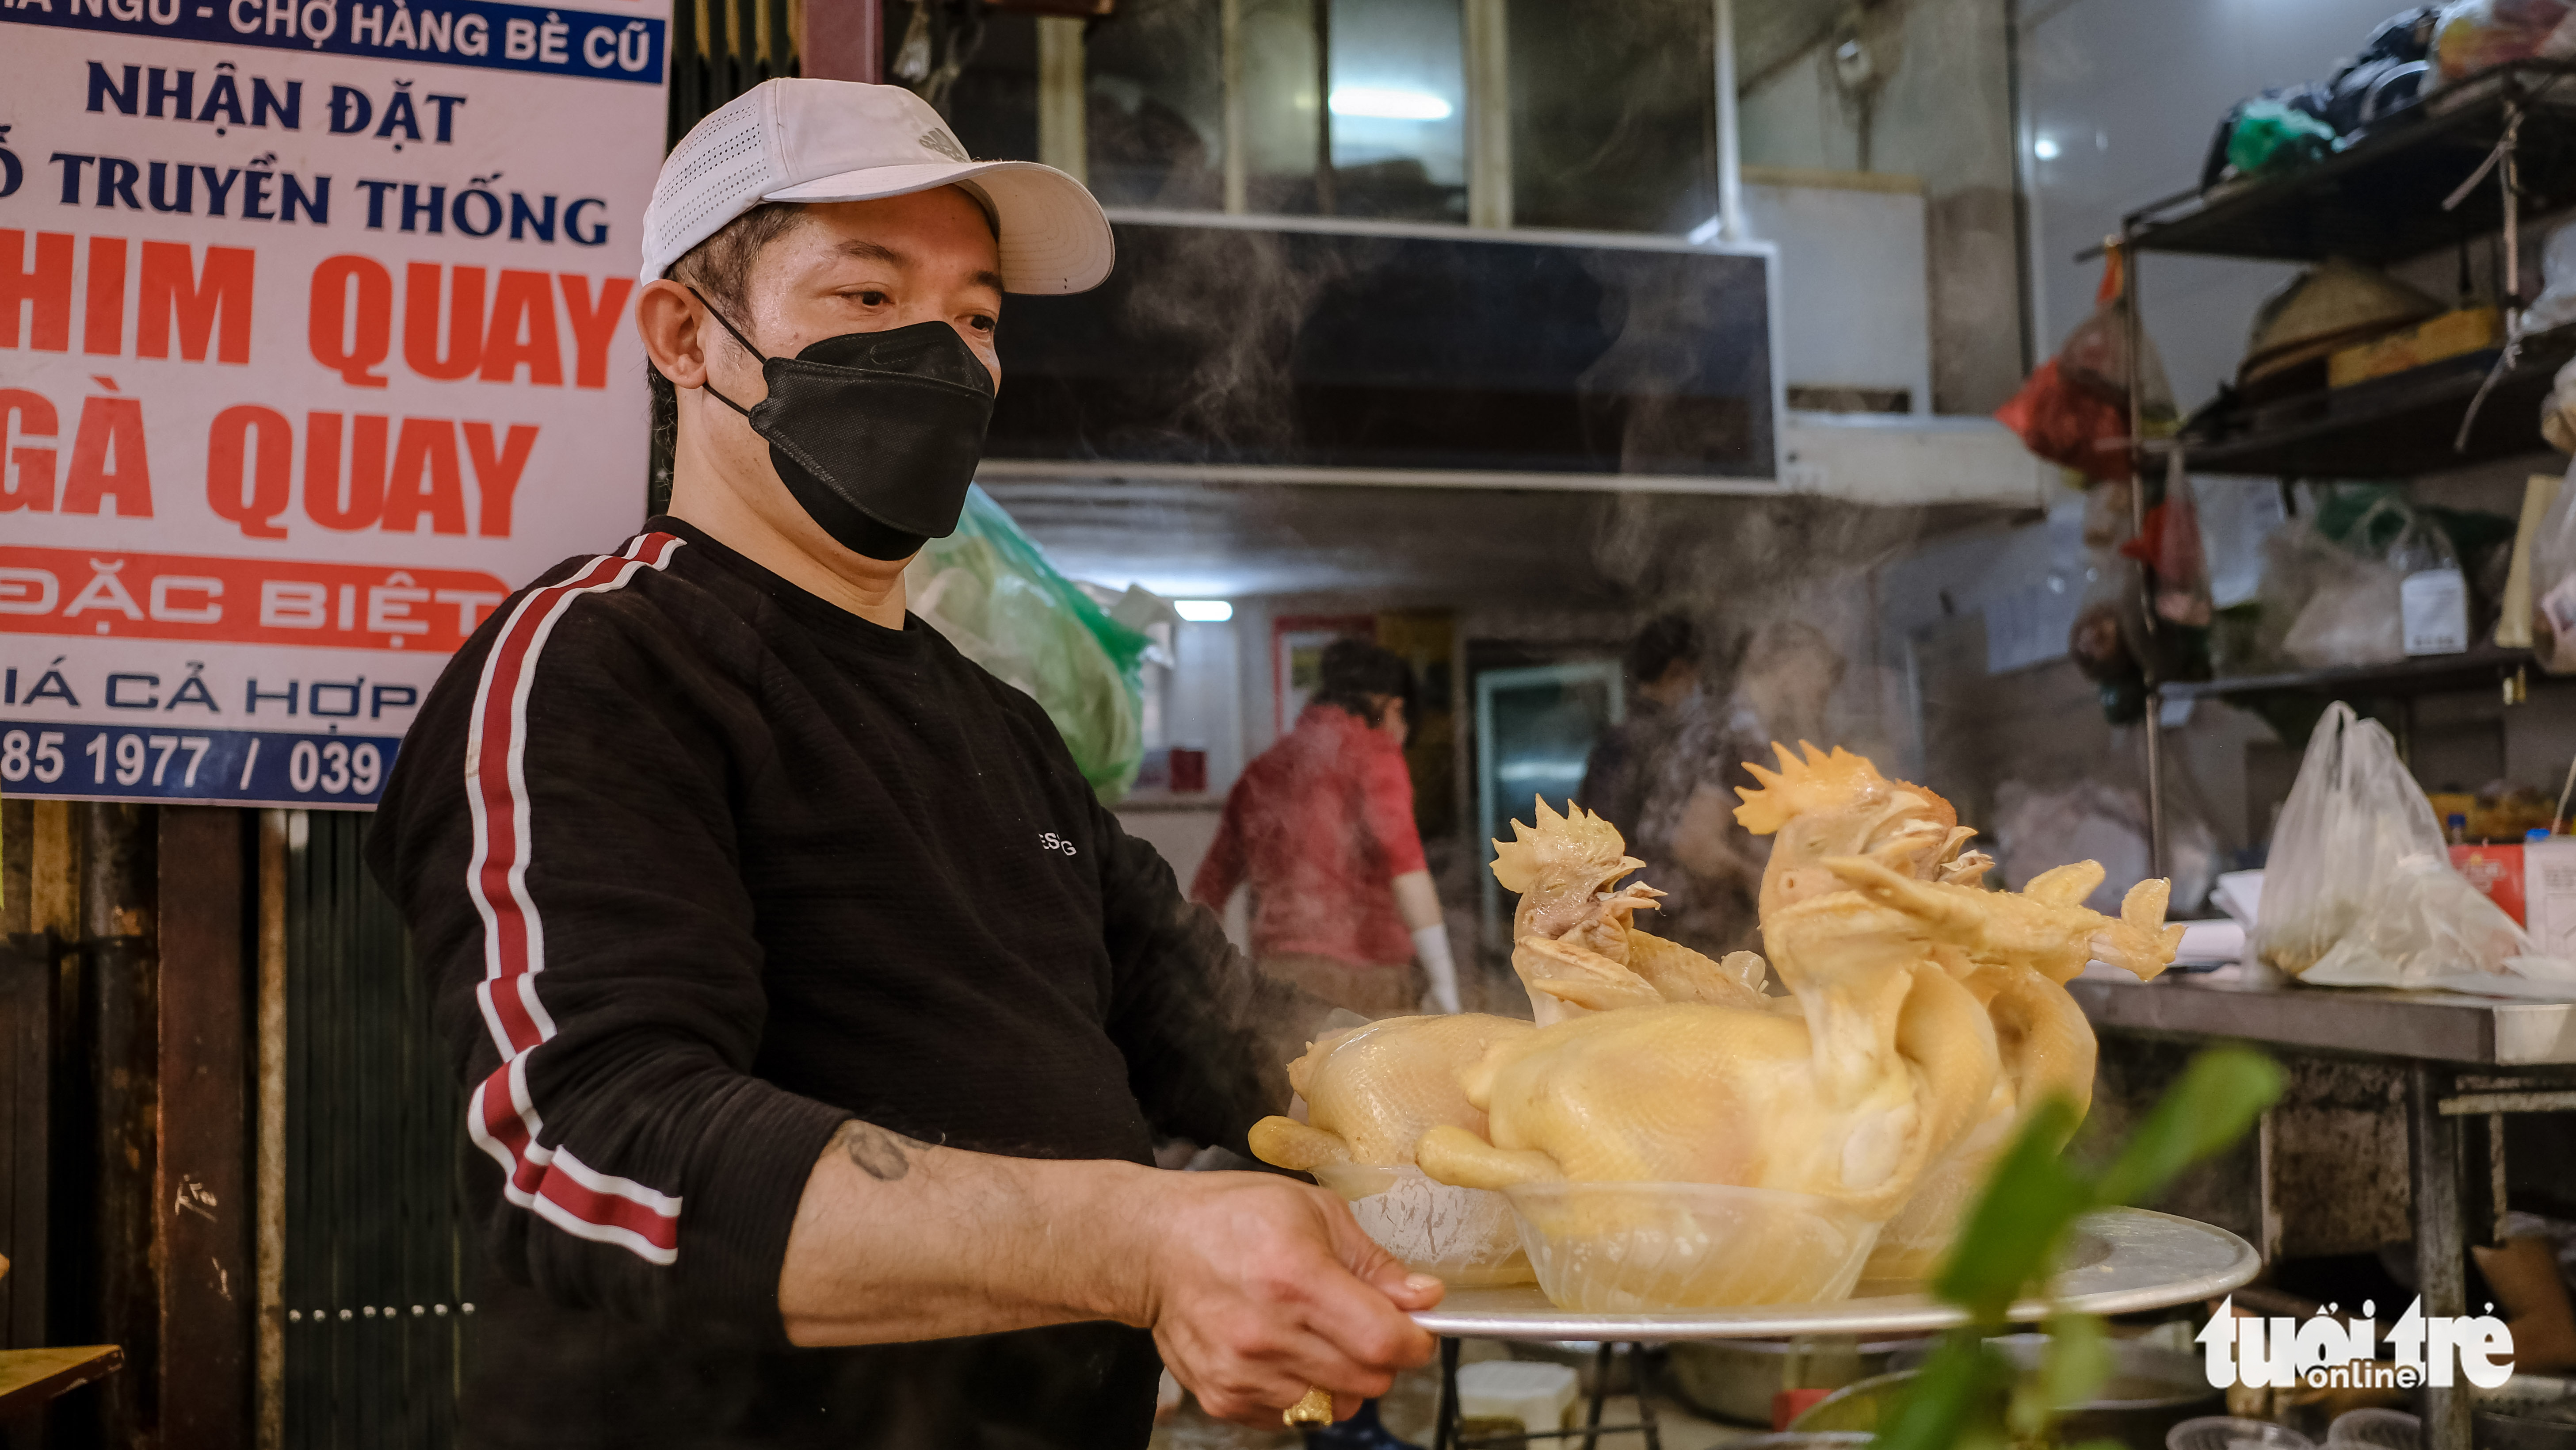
top-left (1194, 639), bottom-right (1462, 1018)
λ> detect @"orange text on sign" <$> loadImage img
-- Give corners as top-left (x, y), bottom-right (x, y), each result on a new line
top-left (3, 230), bottom-right (634, 390)
top-left (0, 386), bottom-right (539, 540)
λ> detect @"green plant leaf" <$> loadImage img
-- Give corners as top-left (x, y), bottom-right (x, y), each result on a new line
top-left (1932, 1096), bottom-right (2094, 1321)
top-left (2094, 1046), bottom-right (2286, 1207)
top-left (1869, 1335), bottom-right (2013, 1450)
top-left (1869, 1047), bottom-right (2286, 1450)
top-left (2009, 1312), bottom-right (2111, 1438)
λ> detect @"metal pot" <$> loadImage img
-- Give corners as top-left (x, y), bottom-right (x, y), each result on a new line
top-left (1788, 1333), bottom-right (2221, 1450)
top-left (1663, 1335), bottom-right (1928, 1427)
top-left (2479, 1412), bottom-right (2576, 1450)
top-left (2477, 1373), bottom-right (2576, 1450)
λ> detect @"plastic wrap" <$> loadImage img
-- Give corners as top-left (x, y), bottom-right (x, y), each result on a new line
top-left (1307, 1164), bottom-right (1532, 1287)
top-left (2431, 0), bottom-right (2576, 83)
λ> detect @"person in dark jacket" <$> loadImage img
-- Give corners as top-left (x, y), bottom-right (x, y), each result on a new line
top-left (1578, 614), bottom-right (1702, 847)
top-left (367, 77), bottom-right (1438, 1450)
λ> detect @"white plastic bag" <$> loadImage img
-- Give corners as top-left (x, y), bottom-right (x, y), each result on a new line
top-left (2273, 526), bottom-right (2406, 668)
top-left (2526, 222), bottom-right (2576, 337)
top-left (2255, 703), bottom-right (2547, 987)
top-left (2534, 458), bottom-right (2576, 670)
top-left (2546, 357), bottom-right (2576, 452)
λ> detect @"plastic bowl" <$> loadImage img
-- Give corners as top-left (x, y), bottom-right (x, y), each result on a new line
top-left (1864, 1140), bottom-right (1995, 1281)
top-left (1500, 1180), bottom-right (1881, 1312)
top-left (2326, 1408), bottom-right (2420, 1449)
top-left (2166, 1416), bottom-right (2318, 1450)
top-left (1308, 1163), bottom-right (1533, 1286)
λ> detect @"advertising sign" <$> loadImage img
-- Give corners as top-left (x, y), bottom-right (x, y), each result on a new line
top-left (1, 0), bottom-right (668, 807)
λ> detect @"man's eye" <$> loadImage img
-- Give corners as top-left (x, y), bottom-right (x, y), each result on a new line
top-left (969, 315), bottom-right (997, 333)
top-left (855, 290), bottom-right (887, 306)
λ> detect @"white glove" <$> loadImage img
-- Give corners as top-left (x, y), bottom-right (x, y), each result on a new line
top-left (1413, 923), bottom-right (1462, 1014)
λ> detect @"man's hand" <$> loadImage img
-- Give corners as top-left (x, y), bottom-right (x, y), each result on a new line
top-left (1136, 1171), bottom-right (1443, 1425)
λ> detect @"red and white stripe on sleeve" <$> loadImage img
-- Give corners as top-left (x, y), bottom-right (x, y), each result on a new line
top-left (462, 532), bottom-right (689, 1265)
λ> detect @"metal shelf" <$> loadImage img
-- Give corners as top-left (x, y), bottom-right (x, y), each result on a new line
top-left (2119, 62), bottom-right (2576, 265)
top-left (2175, 326), bottom-right (2576, 478)
top-left (2160, 645), bottom-right (2558, 702)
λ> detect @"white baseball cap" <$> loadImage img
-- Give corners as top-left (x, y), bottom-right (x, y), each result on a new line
top-left (640, 77), bottom-right (1114, 294)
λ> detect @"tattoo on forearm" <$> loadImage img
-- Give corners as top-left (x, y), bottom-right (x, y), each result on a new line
top-left (834, 1120), bottom-right (927, 1182)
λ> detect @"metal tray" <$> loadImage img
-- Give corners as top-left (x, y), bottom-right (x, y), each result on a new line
top-left (1409, 1207), bottom-right (2257, 1342)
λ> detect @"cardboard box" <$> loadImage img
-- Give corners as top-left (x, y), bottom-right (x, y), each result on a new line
top-left (2329, 306), bottom-right (2503, 388)
top-left (2523, 838), bottom-right (2576, 960)
top-left (2453, 843), bottom-right (2527, 925)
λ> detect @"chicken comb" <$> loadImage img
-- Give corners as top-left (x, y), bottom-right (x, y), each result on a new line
top-left (1489, 796), bottom-right (1640, 894)
top-left (1730, 740), bottom-right (1889, 835)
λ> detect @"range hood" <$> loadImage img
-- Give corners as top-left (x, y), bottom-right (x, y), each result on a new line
top-left (980, 211), bottom-right (1785, 491)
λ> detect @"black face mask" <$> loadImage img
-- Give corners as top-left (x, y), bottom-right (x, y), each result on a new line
top-left (692, 289), bottom-right (996, 561)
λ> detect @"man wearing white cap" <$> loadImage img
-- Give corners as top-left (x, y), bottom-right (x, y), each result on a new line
top-left (368, 78), bottom-right (1439, 1448)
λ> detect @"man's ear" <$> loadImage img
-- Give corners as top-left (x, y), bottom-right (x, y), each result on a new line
top-left (635, 278), bottom-right (708, 389)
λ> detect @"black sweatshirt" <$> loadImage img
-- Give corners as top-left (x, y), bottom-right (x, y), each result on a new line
top-left (366, 518), bottom-right (1303, 1450)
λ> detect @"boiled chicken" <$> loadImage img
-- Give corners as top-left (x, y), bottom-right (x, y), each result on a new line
top-left (1246, 1014), bottom-right (1543, 1285)
top-left (1726, 750), bottom-right (2177, 1275)
top-left (1261, 742), bottom-right (2182, 1309)
top-left (1246, 1013), bottom-right (1536, 1171)
top-left (1488, 798), bottom-right (1767, 1024)
top-left (1811, 853), bottom-right (2177, 1273)
top-left (1416, 881), bottom-right (2000, 1222)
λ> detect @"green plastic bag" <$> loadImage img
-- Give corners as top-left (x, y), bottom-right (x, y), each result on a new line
top-left (2226, 99), bottom-right (2339, 177)
top-left (906, 486), bottom-right (1150, 800)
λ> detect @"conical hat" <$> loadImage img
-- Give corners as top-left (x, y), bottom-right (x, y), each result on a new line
top-left (2241, 256), bottom-right (2443, 384)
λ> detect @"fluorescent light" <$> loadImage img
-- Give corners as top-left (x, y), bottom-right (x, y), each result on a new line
top-left (1329, 87), bottom-right (1453, 121)
top-left (2032, 136), bottom-right (2061, 160)
top-left (1175, 599), bottom-right (1233, 623)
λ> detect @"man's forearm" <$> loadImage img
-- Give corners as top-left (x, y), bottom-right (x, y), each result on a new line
top-left (779, 1121), bottom-right (1156, 1345)
top-left (778, 1117), bottom-right (1448, 1427)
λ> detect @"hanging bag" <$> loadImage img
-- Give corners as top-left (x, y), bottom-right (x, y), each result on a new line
top-left (905, 486), bottom-right (1151, 800)
top-left (1996, 249), bottom-right (2173, 483)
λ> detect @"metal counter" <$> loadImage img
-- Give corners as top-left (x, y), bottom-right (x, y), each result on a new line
top-left (2067, 976), bottom-right (2576, 1066)
top-left (2074, 973), bottom-right (2576, 1450)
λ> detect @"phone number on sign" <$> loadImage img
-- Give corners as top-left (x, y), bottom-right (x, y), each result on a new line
top-left (0, 722), bottom-right (401, 807)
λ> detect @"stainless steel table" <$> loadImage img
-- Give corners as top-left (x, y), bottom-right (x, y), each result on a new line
top-left (2072, 974), bottom-right (2576, 1450)
top-left (2068, 975), bottom-right (2576, 1067)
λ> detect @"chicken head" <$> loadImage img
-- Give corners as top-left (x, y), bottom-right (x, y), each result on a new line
top-left (1491, 796), bottom-right (1768, 1024)
top-left (1734, 742), bottom-right (1991, 922)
